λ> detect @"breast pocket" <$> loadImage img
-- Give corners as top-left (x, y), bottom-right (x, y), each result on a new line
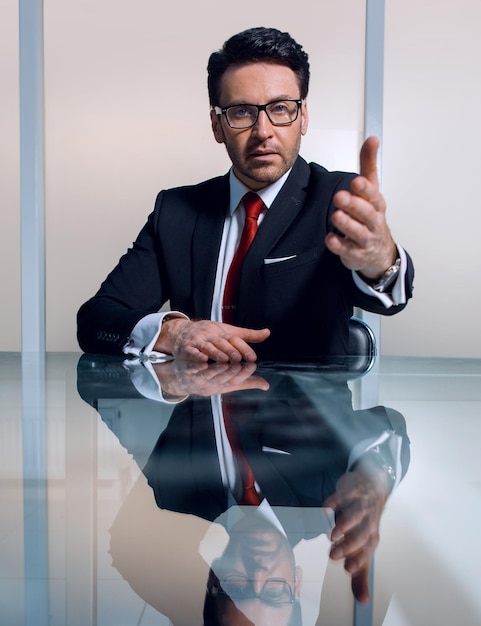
top-left (262, 247), bottom-right (321, 276)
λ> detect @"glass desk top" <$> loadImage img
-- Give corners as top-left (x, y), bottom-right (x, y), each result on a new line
top-left (1, 352), bottom-right (480, 626)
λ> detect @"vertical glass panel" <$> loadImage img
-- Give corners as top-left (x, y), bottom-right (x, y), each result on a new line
top-left (0, 1), bottom-right (21, 350)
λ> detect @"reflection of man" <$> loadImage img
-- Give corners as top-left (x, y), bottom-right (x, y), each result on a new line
top-left (78, 356), bottom-right (409, 609)
top-left (77, 26), bottom-right (414, 363)
top-left (204, 510), bottom-right (303, 626)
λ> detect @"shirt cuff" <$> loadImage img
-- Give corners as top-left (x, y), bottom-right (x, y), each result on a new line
top-left (352, 245), bottom-right (408, 308)
top-left (122, 311), bottom-right (189, 359)
top-left (347, 430), bottom-right (403, 491)
top-left (122, 358), bottom-right (188, 404)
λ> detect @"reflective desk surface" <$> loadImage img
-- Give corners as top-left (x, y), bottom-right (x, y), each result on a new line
top-left (1, 352), bottom-right (480, 626)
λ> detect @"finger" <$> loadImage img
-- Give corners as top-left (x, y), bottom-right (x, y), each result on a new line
top-left (351, 564), bottom-right (371, 604)
top-left (325, 233), bottom-right (365, 271)
top-left (325, 231), bottom-right (354, 258)
top-left (334, 187), bottom-right (382, 225)
top-left (242, 376), bottom-right (270, 391)
top-left (323, 493), bottom-right (338, 511)
top-left (210, 336), bottom-right (245, 362)
top-left (330, 206), bottom-right (374, 241)
top-left (175, 361), bottom-right (211, 376)
top-left (331, 522), bottom-right (372, 562)
top-left (186, 336), bottom-right (241, 363)
top-left (332, 507), bottom-right (366, 538)
top-left (359, 136), bottom-right (380, 188)
top-left (230, 326), bottom-right (271, 344)
top-left (179, 345), bottom-right (210, 362)
top-left (350, 176), bottom-right (386, 213)
top-left (228, 335), bottom-right (259, 362)
top-left (206, 363), bottom-right (259, 387)
top-left (202, 363), bottom-right (243, 383)
top-left (222, 363), bottom-right (257, 384)
top-left (223, 376), bottom-right (270, 392)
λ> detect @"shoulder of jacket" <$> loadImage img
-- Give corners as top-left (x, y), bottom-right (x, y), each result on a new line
top-left (307, 160), bottom-right (358, 184)
top-left (156, 173), bottom-right (228, 202)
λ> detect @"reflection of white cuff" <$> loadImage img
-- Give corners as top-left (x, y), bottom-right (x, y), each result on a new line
top-left (122, 310), bottom-right (189, 358)
top-left (122, 358), bottom-right (186, 404)
top-left (123, 358), bottom-right (163, 400)
top-left (352, 245), bottom-right (408, 308)
top-left (348, 430), bottom-right (403, 490)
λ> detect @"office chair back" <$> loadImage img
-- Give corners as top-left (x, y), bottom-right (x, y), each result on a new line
top-left (348, 316), bottom-right (376, 375)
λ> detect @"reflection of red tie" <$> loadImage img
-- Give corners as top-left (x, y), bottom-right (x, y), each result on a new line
top-left (222, 192), bottom-right (264, 324)
top-left (222, 397), bottom-right (261, 506)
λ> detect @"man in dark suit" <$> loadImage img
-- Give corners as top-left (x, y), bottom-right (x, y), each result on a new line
top-left (77, 26), bottom-right (414, 362)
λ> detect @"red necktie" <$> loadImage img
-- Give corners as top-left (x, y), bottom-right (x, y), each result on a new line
top-left (222, 396), bottom-right (261, 506)
top-left (222, 192), bottom-right (264, 324)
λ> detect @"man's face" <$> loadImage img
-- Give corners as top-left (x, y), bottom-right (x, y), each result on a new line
top-left (210, 62), bottom-right (309, 190)
top-left (208, 514), bottom-right (302, 625)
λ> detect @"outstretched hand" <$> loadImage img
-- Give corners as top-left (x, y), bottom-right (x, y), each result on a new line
top-left (154, 318), bottom-right (270, 363)
top-left (324, 469), bottom-right (389, 603)
top-left (325, 137), bottom-right (397, 279)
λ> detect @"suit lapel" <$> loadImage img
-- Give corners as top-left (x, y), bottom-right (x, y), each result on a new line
top-left (192, 175), bottom-right (230, 318)
top-left (250, 157), bottom-right (311, 256)
top-left (237, 157), bottom-right (311, 325)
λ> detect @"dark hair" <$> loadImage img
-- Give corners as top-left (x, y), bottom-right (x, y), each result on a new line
top-left (207, 27), bottom-right (310, 106)
top-left (203, 591), bottom-right (303, 626)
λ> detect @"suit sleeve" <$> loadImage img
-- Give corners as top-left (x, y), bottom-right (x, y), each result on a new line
top-left (77, 195), bottom-right (170, 354)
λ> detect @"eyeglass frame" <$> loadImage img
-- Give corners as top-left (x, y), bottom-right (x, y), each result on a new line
top-left (208, 575), bottom-right (296, 607)
top-left (212, 99), bottom-right (303, 129)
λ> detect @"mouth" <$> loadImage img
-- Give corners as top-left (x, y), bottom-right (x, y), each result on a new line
top-left (249, 151), bottom-right (278, 161)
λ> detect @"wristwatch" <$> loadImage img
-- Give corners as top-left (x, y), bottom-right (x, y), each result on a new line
top-left (355, 446), bottom-right (397, 493)
top-left (365, 257), bottom-right (401, 293)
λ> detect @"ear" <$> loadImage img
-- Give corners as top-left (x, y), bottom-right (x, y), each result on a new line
top-left (300, 100), bottom-right (309, 136)
top-left (211, 109), bottom-right (225, 144)
top-left (294, 565), bottom-right (303, 599)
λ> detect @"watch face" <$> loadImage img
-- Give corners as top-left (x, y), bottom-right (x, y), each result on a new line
top-left (374, 259), bottom-right (400, 292)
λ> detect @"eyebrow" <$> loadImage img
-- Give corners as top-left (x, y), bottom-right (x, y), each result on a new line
top-left (223, 95), bottom-right (299, 107)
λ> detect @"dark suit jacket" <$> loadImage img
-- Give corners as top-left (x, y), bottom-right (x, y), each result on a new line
top-left (77, 157), bottom-right (414, 358)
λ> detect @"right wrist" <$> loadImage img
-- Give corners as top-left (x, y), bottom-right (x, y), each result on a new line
top-left (155, 315), bottom-right (188, 354)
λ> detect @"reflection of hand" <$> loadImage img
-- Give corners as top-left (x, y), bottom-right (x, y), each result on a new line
top-left (325, 137), bottom-right (398, 280)
top-left (154, 318), bottom-right (271, 363)
top-left (323, 470), bottom-right (389, 603)
top-left (152, 360), bottom-right (269, 398)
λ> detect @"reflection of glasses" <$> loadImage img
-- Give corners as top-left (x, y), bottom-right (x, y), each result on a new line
top-left (210, 576), bottom-right (295, 606)
top-left (213, 100), bottom-right (302, 129)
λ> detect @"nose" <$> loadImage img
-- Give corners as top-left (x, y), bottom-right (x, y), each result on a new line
top-left (252, 109), bottom-right (273, 138)
top-left (252, 569), bottom-right (266, 595)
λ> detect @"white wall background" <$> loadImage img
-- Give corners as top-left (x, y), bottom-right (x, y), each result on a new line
top-left (381, 0), bottom-right (481, 356)
top-left (2, 0), bottom-right (480, 356)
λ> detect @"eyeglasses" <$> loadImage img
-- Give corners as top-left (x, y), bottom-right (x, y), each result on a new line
top-left (209, 576), bottom-right (295, 606)
top-left (213, 99), bottom-right (302, 129)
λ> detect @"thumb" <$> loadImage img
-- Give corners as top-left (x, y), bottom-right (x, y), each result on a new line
top-left (359, 136), bottom-right (380, 188)
top-left (247, 328), bottom-right (271, 344)
top-left (232, 326), bottom-right (270, 344)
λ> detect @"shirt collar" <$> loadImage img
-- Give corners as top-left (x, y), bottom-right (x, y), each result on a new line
top-left (228, 168), bottom-right (291, 216)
